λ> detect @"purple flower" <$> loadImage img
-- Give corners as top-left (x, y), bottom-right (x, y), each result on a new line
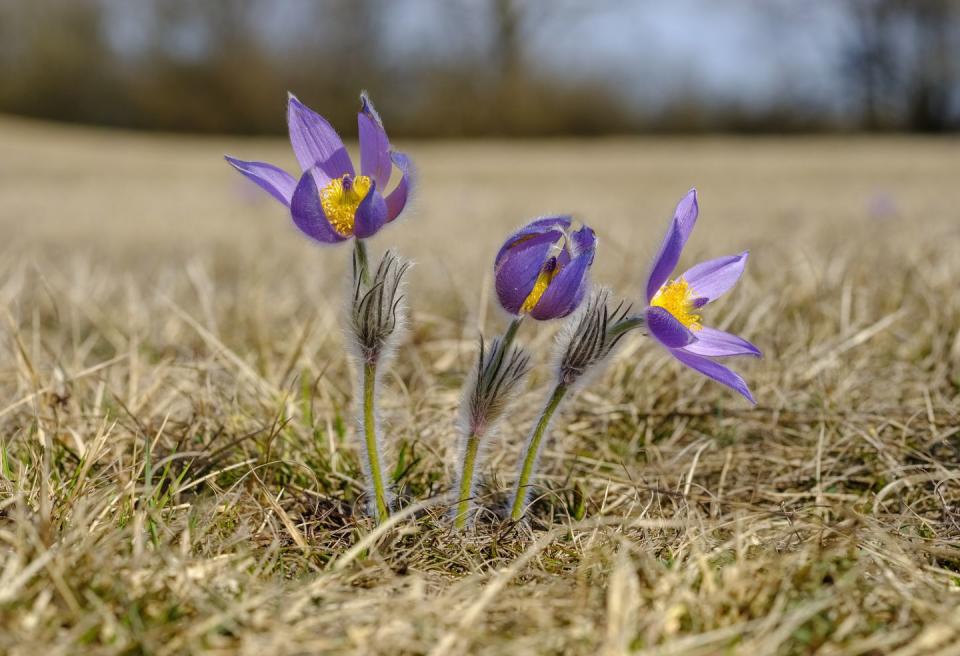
top-left (225, 92), bottom-right (413, 243)
top-left (495, 216), bottom-right (596, 320)
top-left (644, 189), bottom-right (760, 403)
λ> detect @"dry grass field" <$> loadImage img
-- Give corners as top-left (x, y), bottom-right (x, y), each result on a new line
top-left (1, 117), bottom-right (959, 655)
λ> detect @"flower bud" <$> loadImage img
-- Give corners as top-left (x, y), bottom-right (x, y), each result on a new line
top-left (494, 217), bottom-right (596, 320)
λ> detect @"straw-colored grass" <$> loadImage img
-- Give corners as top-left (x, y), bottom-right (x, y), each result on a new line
top-left (1, 118), bottom-right (959, 655)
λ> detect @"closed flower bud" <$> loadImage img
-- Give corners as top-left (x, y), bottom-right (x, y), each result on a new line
top-left (494, 217), bottom-right (596, 320)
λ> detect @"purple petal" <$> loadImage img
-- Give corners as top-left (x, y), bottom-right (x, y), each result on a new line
top-left (385, 152), bottom-right (413, 222)
top-left (670, 348), bottom-right (756, 404)
top-left (287, 94), bottom-right (354, 177)
top-left (556, 223), bottom-right (596, 270)
top-left (494, 233), bottom-right (557, 314)
top-left (529, 251), bottom-right (592, 320)
top-left (358, 93), bottom-right (392, 188)
top-left (224, 156), bottom-right (296, 206)
top-left (495, 216), bottom-right (571, 268)
top-left (289, 170), bottom-right (348, 244)
top-left (680, 326), bottom-right (761, 358)
top-left (673, 188), bottom-right (699, 240)
top-left (571, 224), bottom-right (596, 259)
top-left (645, 306), bottom-right (696, 348)
top-left (682, 251), bottom-right (748, 304)
top-left (645, 189), bottom-right (699, 302)
top-left (353, 183), bottom-right (388, 239)
top-left (645, 219), bottom-right (684, 303)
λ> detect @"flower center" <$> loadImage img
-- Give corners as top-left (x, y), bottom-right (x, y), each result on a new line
top-left (650, 278), bottom-right (702, 330)
top-left (320, 174), bottom-right (372, 236)
top-left (520, 256), bottom-right (559, 313)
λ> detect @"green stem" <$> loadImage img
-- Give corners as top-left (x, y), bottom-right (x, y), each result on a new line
top-left (502, 316), bottom-right (522, 350)
top-left (482, 316), bottom-right (523, 388)
top-left (453, 432), bottom-right (481, 529)
top-left (454, 317), bottom-right (525, 530)
top-left (510, 383), bottom-right (569, 521)
top-left (607, 316), bottom-right (645, 341)
top-left (354, 239), bottom-right (371, 286)
top-left (362, 361), bottom-right (389, 523)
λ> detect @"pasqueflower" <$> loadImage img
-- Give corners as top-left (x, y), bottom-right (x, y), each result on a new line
top-left (225, 92), bottom-right (412, 243)
top-left (644, 189), bottom-right (760, 403)
top-left (494, 217), bottom-right (596, 320)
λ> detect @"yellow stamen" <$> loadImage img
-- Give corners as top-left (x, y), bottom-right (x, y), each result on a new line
top-left (320, 175), bottom-right (372, 236)
top-left (520, 264), bottom-right (558, 314)
top-left (650, 277), bottom-right (702, 330)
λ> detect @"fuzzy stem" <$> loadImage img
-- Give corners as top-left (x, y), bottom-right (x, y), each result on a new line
top-left (362, 361), bottom-right (389, 523)
top-left (480, 316), bottom-right (523, 389)
top-left (607, 315), bottom-right (645, 341)
top-left (502, 316), bottom-right (522, 350)
top-left (453, 316), bottom-right (525, 529)
top-left (510, 382), bottom-right (569, 521)
top-left (354, 239), bottom-right (371, 286)
top-left (453, 432), bottom-right (481, 529)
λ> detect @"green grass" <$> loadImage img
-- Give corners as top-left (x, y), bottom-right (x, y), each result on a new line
top-left (1, 119), bottom-right (959, 654)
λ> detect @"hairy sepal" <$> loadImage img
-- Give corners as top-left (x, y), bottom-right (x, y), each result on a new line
top-left (453, 335), bottom-right (530, 526)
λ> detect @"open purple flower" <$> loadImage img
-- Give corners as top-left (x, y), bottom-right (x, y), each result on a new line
top-left (644, 189), bottom-right (760, 403)
top-left (225, 92), bottom-right (412, 243)
top-left (494, 216), bottom-right (596, 320)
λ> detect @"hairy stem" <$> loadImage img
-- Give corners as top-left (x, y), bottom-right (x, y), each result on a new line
top-left (607, 315), bottom-right (645, 341)
top-left (354, 238), bottom-right (371, 286)
top-left (480, 316), bottom-right (523, 389)
top-left (362, 361), bottom-right (389, 523)
top-left (502, 316), bottom-right (522, 350)
top-left (453, 432), bottom-right (481, 529)
top-left (452, 316), bottom-right (528, 530)
top-left (510, 383), bottom-right (569, 521)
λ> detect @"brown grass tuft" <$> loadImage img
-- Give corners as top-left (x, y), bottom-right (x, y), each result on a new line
top-left (1, 120), bottom-right (959, 654)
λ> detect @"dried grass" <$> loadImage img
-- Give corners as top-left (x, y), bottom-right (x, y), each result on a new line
top-left (1, 119), bottom-right (959, 655)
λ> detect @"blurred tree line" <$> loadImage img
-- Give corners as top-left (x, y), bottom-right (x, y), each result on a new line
top-left (839, 0), bottom-right (960, 131)
top-left (0, 0), bottom-right (957, 136)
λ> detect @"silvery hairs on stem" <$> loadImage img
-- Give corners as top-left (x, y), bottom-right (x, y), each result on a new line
top-left (452, 332), bottom-right (531, 528)
top-left (464, 335), bottom-right (530, 437)
top-left (346, 247), bottom-right (411, 522)
top-left (509, 288), bottom-right (643, 521)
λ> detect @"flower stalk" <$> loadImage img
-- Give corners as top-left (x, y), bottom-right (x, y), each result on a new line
top-left (479, 316), bottom-right (521, 389)
top-left (452, 321), bottom-right (530, 529)
top-left (347, 249), bottom-right (409, 522)
top-left (508, 290), bottom-right (640, 522)
top-left (353, 238), bottom-right (371, 286)
top-left (502, 316), bottom-right (522, 352)
top-left (509, 382), bottom-right (568, 521)
top-left (361, 361), bottom-right (389, 523)
top-left (454, 432), bottom-right (482, 529)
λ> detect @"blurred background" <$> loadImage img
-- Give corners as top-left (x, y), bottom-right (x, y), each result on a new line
top-left (1, 0), bottom-right (959, 137)
top-left (4, 6), bottom-right (960, 654)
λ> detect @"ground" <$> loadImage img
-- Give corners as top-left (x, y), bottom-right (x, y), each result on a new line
top-left (1, 118), bottom-right (959, 655)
